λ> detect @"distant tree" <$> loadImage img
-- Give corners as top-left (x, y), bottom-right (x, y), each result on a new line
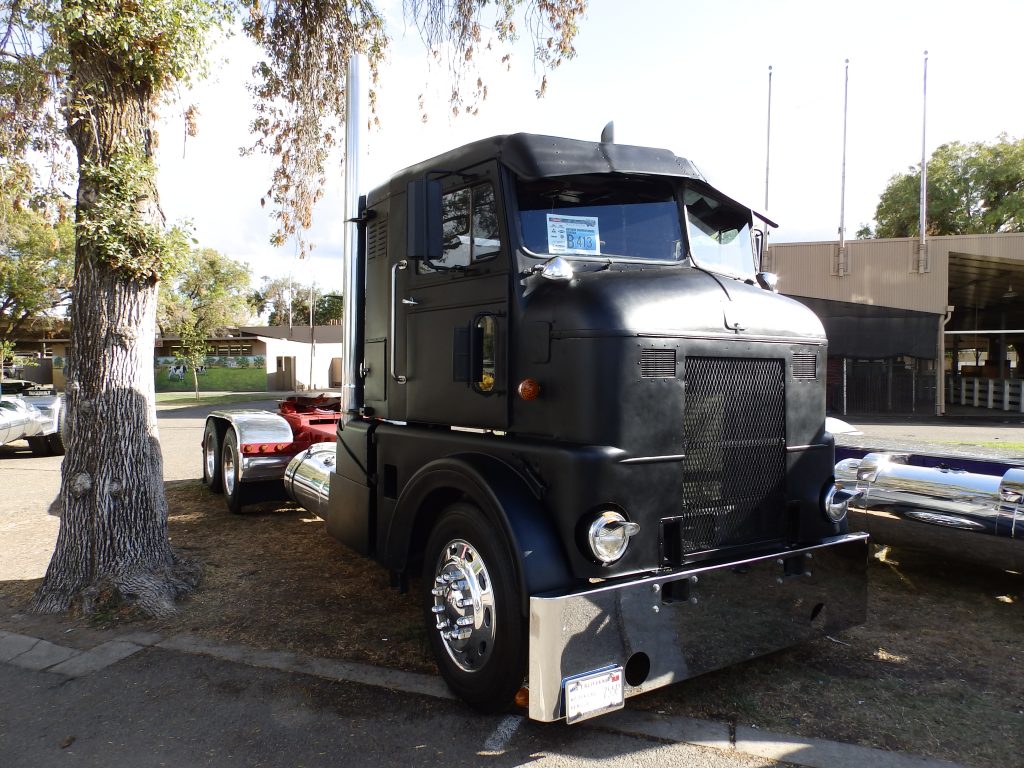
top-left (160, 247), bottom-right (253, 398)
top-left (860, 135), bottom-right (1024, 238)
top-left (250, 277), bottom-right (342, 326)
top-left (0, 193), bottom-right (75, 338)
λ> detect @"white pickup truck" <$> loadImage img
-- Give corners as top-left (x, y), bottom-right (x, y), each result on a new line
top-left (0, 380), bottom-right (65, 456)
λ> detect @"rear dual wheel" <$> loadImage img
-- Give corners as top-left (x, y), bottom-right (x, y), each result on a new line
top-left (423, 503), bottom-right (526, 713)
top-left (203, 421), bottom-right (223, 493)
top-left (221, 430), bottom-right (254, 514)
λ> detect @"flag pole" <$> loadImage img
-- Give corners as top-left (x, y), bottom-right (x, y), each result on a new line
top-left (764, 65), bottom-right (772, 211)
top-left (919, 50), bottom-right (929, 272)
top-left (838, 59), bottom-right (849, 275)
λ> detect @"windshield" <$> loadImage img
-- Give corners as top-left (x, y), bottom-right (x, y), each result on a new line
top-left (517, 175), bottom-right (683, 261)
top-left (683, 188), bottom-right (755, 277)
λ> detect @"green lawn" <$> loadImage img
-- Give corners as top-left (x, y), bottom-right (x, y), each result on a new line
top-left (154, 392), bottom-right (277, 407)
top-left (155, 366), bottom-right (265, 393)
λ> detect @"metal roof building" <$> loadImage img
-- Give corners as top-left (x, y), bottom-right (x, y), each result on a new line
top-left (767, 233), bottom-right (1024, 415)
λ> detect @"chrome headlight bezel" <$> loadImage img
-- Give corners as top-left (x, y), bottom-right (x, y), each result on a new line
top-left (586, 510), bottom-right (640, 564)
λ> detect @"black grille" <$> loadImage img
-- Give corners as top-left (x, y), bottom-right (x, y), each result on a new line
top-left (792, 353), bottom-right (817, 380)
top-left (672, 357), bottom-right (786, 560)
top-left (640, 348), bottom-right (676, 378)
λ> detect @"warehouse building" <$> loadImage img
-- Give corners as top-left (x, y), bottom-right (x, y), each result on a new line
top-left (767, 233), bottom-right (1024, 415)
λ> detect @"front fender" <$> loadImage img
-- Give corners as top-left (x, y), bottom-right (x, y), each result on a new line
top-left (386, 453), bottom-right (574, 611)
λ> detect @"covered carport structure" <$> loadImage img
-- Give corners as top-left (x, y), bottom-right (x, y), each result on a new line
top-left (765, 233), bottom-right (1024, 415)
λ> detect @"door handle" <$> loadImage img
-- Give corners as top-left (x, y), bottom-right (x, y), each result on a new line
top-left (401, 297), bottom-right (419, 306)
top-left (390, 260), bottom-right (409, 383)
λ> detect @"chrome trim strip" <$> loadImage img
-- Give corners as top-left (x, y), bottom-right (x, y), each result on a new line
top-left (786, 443), bottom-right (830, 453)
top-left (618, 454), bottom-right (687, 465)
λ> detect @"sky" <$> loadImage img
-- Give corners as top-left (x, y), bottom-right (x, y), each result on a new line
top-left (153, 0), bottom-right (1024, 295)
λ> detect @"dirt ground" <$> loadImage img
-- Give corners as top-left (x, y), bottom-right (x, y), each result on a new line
top-left (2, 402), bottom-right (1022, 767)
top-left (3, 478), bottom-right (1020, 768)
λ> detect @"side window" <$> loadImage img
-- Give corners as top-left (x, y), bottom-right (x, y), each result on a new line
top-left (418, 183), bottom-right (501, 274)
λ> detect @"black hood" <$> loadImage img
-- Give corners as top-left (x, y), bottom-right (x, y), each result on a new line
top-left (521, 265), bottom-right (826, 341)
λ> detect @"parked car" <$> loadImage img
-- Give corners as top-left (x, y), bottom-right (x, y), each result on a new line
top-left (0, 381), bottom-right (65, 456)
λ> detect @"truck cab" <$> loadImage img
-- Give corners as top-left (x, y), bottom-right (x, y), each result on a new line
top-left (320, 133), bottom-right (867, 722)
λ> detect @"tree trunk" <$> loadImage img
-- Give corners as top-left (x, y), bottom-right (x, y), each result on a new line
top-left (31, 46), bottom-right (200, 618)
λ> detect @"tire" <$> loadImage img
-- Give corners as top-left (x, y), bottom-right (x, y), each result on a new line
top-left (221, 430), bottom-right (252, 514)
top-left (202, 421), bottom-right (223, 493)
top-left (47, 405), bottom-right (65, 456)
top-left (27, 435), bottom-right (51, 457)
top-left (423, 503), bottom-right (526, 713)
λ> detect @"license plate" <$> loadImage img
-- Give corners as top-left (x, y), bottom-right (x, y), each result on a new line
top-left (563, 666), bottom-right (625, 724)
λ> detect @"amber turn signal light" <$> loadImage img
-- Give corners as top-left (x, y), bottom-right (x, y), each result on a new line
top-left (514, 687), bottom-right (530, 709)
top-left (517, 378), bottom-right (541, 401)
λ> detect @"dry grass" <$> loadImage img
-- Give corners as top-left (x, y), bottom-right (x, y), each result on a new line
top-left (161, 481), bottom-right (432, 673)
top-left (2, 480), bottom-right (1021, 767)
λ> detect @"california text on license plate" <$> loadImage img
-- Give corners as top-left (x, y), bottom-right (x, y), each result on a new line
top-left (563, 666), bottom-right (625, 724)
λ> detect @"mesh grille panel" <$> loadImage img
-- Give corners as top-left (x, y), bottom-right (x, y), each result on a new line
top-left (676, 357), bottom-right (786, 558)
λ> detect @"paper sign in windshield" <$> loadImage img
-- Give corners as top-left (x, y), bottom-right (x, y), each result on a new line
top-left (546, 214), bottom-right (601, 255)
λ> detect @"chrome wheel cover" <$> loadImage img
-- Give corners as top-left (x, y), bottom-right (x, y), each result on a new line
top-left (204, 433), bottom-right (217, 480)
top-left (431, 538), bottom-right (496, 673)
top-left (222, 444), bottom-right (236, 495)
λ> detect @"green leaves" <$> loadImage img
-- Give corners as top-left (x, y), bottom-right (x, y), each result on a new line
top-left (52, 0), bottom-right (233, 90)
top-left (867, 135), bottom-right (1024, 238)
top-left (76, 147), bottom-right (190, 282)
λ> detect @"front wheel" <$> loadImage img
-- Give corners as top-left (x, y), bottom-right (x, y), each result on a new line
top-left (423, 503), bottom-right (526, 713)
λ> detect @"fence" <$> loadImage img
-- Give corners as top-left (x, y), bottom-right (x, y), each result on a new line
top-left (946, 376), bottom-right (1024, 412)
top-left (827, 357), bottom-right (936, 415)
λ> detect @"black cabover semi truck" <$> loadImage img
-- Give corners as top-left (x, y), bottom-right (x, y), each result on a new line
top-left (203, 62), bottom-right (867, 725)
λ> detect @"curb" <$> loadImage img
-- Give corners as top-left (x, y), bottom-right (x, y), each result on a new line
top-left (0, 628), bottom-right (968, 768)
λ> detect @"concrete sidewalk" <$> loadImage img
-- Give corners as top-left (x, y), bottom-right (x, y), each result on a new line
top-left (0, 627), bottom-right (968, 768)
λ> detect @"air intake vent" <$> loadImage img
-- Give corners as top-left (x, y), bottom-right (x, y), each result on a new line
top-left (367, 217), bottom-right (387, 260)
top-left (792, 353), bottom-right (817, 380)
top-left (640, 348), bottom-right (676, 378)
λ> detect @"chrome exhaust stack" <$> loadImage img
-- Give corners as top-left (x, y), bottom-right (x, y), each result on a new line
top-left (341, 54), bottom-right (368, 427)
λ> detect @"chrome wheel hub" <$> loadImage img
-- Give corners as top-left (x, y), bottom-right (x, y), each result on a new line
top-left (223, 448), bottom-right (236, 495)
top-left (431, 539), bottom-right (495, 673)
top-left (205, 435), bottom-right (217, 479)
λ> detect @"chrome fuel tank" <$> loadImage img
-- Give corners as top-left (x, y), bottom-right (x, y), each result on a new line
top-left (284, 443), bottom-right (336, 518)
top-left (836, 452), bottom-right (1024, 571)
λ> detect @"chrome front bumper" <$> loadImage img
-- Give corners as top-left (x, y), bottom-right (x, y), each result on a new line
top-left (527, 533), bottom-right (869, 722)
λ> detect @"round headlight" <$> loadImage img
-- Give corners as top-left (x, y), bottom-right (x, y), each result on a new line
top-left (587, 510), bottom-right (640, 564)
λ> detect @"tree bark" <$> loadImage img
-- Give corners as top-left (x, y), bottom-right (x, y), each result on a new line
top-left (31, 44), bottom-right (200, 618)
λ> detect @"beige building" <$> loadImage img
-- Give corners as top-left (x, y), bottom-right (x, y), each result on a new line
top-left (7, 324), bottom-right (344, 394)
top-left (767, 233), bottom-right (1024, 414)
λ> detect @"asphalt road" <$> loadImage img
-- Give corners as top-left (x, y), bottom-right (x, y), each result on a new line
top-left (0, 647), bottom-right (785, 768)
